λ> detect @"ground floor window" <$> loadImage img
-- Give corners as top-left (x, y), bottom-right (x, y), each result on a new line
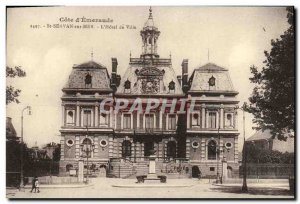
top-left (122, 140), bottom-right (131, 157)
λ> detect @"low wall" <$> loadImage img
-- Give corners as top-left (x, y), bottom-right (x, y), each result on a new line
top-left (27, 176), bottom-right (80, 185)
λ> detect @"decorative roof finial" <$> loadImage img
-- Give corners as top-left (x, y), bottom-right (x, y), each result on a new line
top-left (149, 6), bottom-right (153, 19)
top-left (130, 50), bottom-right (132, 58)
top-left (169, 51), bottom-right (172, 59)
top-left (91, 48), bottom-right (94, 61)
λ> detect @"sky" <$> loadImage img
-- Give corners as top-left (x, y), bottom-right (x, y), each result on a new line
top-left (6, 6), bottom-right (289, 150)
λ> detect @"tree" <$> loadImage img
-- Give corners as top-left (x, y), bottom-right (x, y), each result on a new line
top-left (246, 7), bottom-right (295, 140)
top-left (6, 66), bottom-right (26, 104)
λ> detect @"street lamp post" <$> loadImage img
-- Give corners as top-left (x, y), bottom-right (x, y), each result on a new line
top-left (20, 106), bottom-right (31, 191)
top-left (235, 103), bottom-right (248, 192)
top-left (80, 125), bottom-right (95, 184)
top-left (216, 127), bottom-right (221, 184)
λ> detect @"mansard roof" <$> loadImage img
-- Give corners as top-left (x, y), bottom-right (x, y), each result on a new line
top-left (63, 60), bottom-right (112, 91)
top-left (116, 58), bottom-right (183, 96)
top-left (189, 63), bottom-right (238, 94)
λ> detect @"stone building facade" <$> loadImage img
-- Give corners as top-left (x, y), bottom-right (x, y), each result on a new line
top-left (59, 8), bottom-right (239, 179)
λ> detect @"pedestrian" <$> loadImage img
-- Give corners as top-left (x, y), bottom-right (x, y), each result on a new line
top-left (35, 178), bottom-right (40, 193)
top-left (30, 177), bottom-right (37, 193)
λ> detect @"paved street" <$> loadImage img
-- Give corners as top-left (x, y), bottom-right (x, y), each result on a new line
top-left (6, 178), bottom-right (294, 199)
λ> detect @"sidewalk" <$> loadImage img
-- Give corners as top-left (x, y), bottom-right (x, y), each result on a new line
top-left (7, 182), bottom-right (93, 190)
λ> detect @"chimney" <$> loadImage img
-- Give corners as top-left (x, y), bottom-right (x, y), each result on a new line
top-left (181, 59), bottom-right (189, 93)
top-left (111, 58), bottom-right (118, 92)
top-left (177, 75), bottom-right (182, 86)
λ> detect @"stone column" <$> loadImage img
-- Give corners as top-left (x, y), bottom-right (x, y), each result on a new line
top-left (136, 142), bottom-right (140, 161)
top-left (81, 108), bottom-right (84, 127)
top-left (234, 136), bottom-right (239, 163)
top-left (159, 110), bottom-right (162, 129)
top-left (158, 142), bottom-right (162, 161)
top-left (206, 110), bottom-right (209, 128)
top-left (60, 139), bottom-right (64, 161)
top-left (91, 108), bottom-right (94, 127)
top-left (110, 107), bottom-right (113, 128)
top-left (187, 108), bottom-right (190, 129)
top-left (201, 138), bottom-right (206, 161)
top-left (62, 104), bottom-right (65, 126)
top-left (137, 113), bottom-right (140, 129)
top-left (76, 103), bottom-right (80, 127)
top-left (108, 137), bottom-right (113, 158)
top-left (202, 105), bottom-right (206, 128)
top-left (186, 139), bottom-right (190, 160)
top-left (220, 105), bottom-right (224, 129)
top-left (95, 103), bottom-right (99, 127)
top-left (75, 136), bottom-right (80, 159)
top-left (216, 111), bottom-right (219, 129)
top-left (141, 143), bottom-right (144, 161)
top-left (131, 142), bottom-right (135, 161)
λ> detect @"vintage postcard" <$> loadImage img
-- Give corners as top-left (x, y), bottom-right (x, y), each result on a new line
top-left (6, 6), bottom-right (295, 199)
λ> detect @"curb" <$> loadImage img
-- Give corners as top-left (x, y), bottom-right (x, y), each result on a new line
top-left (20, 183), bottom-right (94, 189)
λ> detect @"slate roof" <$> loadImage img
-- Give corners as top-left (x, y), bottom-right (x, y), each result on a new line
top-left (189, 63), bottom-right (236, 92)
top-left (63, 60), bottom-right (112, 91)
top-left (246, 129), bottom-right (272, 141)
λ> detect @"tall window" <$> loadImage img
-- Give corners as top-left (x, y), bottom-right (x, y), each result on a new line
top-left (207, 140), bottom-right (217, 160)
top-left (122, 140), bottom-right (131, 157)
top-left (192, 113), bottom-right (200, 126)
top-left (168, 114), bottom-right (176, 130)
top-left (81, 138), bottom-right (93, 158)
top-left (123, 114), bottom-right (131, 129)
top-left (99, 113), bottom-right (109, 126)
top-left (145, 114), bottom-right (155, 129)
top-left (208, 112), bottom-right (217, 128)
top-left (83, 110), bottom-right (92, 127)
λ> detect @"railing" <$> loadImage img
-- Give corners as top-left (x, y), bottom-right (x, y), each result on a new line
top-left (114, 127), bottom-right (177, 134)
top-left (161, 158), bottom-right (189, 174)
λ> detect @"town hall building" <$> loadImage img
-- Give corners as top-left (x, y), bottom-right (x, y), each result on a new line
top-left (59, 8), bottom-right (240, 180)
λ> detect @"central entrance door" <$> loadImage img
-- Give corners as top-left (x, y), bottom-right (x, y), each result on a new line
top-left (144, 141), bottom-right (154, 156)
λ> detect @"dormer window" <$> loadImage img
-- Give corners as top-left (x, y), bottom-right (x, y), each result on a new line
top-left (208, 76), bottom-right (216, 90)
top-left (168, 80), bottom-right (175, 93)
top-left (85, 73), bottom-right (92, 88)
top-left (124, 79), bottom-right (131, 93)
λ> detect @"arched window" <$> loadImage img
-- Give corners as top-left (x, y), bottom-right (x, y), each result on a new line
top-left (81, 138), bottom-right (93, 158)
top-left (122, 140), bottom-right (131, 157)
top-left (167, 141), bottom-right (177, 158)
top-left (85, 73), bottom-right (92, 88)
top-left (66, 110), bottom-right (74, 125)
top-left (225, 114), bottom-right (233, 127)
top-left (207, 140), bottom-right (217, 160)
